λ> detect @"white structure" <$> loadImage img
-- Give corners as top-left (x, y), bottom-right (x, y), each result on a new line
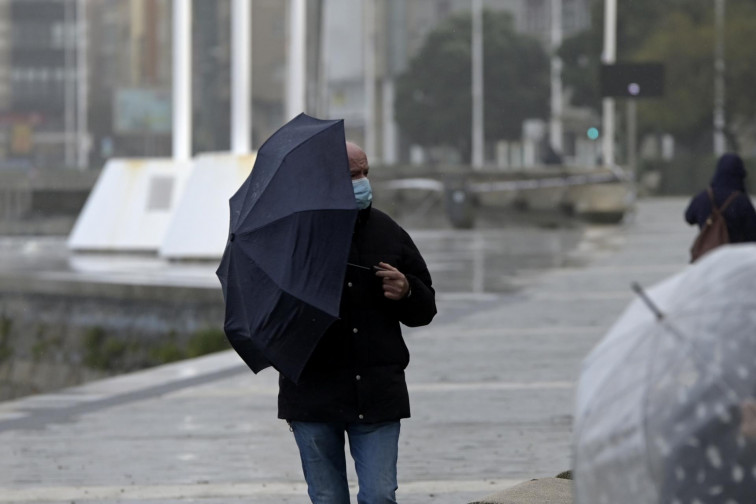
top-left (68, 153), bottom-right (256, 258)
top-left (67, 158), bottom-right (190, 251)
top-left (159, 153), bottom-right (255, 259)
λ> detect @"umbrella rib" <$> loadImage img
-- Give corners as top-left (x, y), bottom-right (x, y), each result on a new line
top-left (640, 324), bottom-right (664, 490)
top-left (657, 301), bottom-right (756, 401)
top-left (631, 282), bottom-right (664, 320)
top-left (578, 308), bottom-right (749, 441)
top-left (237, 248), bottom-right (337, 316)
top-left (661, 319), bottom-right (741, 401)
top-left (237, 123), bottom-right (347, 225)
top-left (574, 325), bottom-right (660, 444)
top-left (233, 207), bottom-right (355, 235)
top-left (230, 219), bottom-right (350, 320)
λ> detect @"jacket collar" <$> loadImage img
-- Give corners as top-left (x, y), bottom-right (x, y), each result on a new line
top-left (356, 205), bottom-right (372, 226)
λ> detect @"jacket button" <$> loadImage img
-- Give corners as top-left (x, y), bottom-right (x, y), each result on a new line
top-left (356, 375), bottom-right (361, 381)
top-left (352, 328), bottom-right (358, 334)
top-left (358, 414), bottom-right (364, 420)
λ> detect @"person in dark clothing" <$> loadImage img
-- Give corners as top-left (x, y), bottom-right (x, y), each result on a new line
top-left (685, 153), bottom-right (756, 244)
top-left (279, 141), bottom-right (437, 504)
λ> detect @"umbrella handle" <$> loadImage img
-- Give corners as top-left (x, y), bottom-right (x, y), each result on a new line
top-left (631, 282), bottom-right (665, 321)
top-left (347, 262), bottom-right (371, 271)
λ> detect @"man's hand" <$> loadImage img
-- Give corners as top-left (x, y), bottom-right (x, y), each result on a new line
top-left (375, 262), bottom-right (410, 300)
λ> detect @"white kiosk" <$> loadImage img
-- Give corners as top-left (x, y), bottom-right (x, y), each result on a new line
top-left (159, 152), bottom-right (255, 259)
top-left (67, 158), bottom-right (191, 252)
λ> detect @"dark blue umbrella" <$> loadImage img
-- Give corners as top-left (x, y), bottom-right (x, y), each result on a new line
top-left (216, 113), bottom-right (357, 383)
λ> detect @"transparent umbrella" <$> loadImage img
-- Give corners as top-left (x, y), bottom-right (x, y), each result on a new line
top-left (573, 244), bottom-right (756, 504)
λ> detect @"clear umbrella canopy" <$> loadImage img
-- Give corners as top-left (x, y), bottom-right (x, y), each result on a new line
top-left (574, 244), bottom-right (756, 504)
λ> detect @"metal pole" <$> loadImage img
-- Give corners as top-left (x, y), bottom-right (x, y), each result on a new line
top-left (601, 0), bottom-right (617, 167)
top-left (286, 0), bottom-right (306, 120)
top-left (382, 79), bottom-right (397, 164)
top-left (549, 0), bottom-right (563, 154)
top-left (627, 100), bottom-right (637, 176)
top-left (382, 0), bottom-right (404, 164)
top-left (172, 0), bottom-right (192, 161)
top-left (317, 0), bottom-right (329, 117)
top-left (713, 0), bottom-right (726, 155)
top-left (76, 0), bottom-right (89, 169)
top-left (64, 0), bottom-right (75, 167)
top-left (309, 0), bottom-right (325, 117)
top-left (363, 0), bottom-right (376, 159)
top-left (471, 0), bottom-right (484, 169)
top-left (231, 0), bottom-right (251, 154)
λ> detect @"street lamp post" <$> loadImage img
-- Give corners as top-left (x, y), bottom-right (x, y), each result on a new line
top-left (601, 0), bottom-right (617, 167)
top-left (76, 0), bottom-right (89, 169)
top-left (64, 0), bottom-right (75, 167)
top-left (363, 0), bottom-right (376, 159)
top-left (549, 0), bottom-right (563, 155)
top-left (713, 0), bottom-right (726, 155)
top-left (286, 0), bottom-right (306, 120)
top-left (231, 0), bottom-right (251, 154)
top-left (172, 0), bottom-right (192, 162)
top-left (471, 0), bottom-right (484, 169)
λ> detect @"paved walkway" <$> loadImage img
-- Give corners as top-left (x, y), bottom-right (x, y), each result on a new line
top-left (0, 197), bottom-right (697, 504)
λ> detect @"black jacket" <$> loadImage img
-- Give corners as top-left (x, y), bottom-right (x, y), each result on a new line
top-left (685, 153), bottom-right (756, 243)
top-left (278, 206), bottom-right (436, 422)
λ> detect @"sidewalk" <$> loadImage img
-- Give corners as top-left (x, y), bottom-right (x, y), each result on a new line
top-left (0, 197), bottom-right (696, 504)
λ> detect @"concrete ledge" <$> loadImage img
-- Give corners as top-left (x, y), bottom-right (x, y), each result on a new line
top-left (0, 272), bottom-right (222, 302)
top-left (469, 477), bottom-right (572, 504)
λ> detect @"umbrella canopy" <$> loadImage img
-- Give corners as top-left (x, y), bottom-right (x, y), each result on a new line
top-left (216, 113), bottom-right (357, 383)
top-left (573, 244), bottom-right (756, 504)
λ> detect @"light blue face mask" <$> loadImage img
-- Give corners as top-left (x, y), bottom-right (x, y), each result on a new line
top-left (352, 178), bottom-right (373, 210)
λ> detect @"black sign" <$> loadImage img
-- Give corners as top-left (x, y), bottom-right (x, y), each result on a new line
top-left (600, 63), bottom-right (664, 98)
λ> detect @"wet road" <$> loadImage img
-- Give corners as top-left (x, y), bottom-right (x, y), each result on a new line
top-left (0, 206), bottom-right (585, 295)
top-left (0, 198), bottom-right (697, 504)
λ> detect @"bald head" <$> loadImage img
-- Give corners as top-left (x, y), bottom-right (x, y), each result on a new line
top-left (346, 141), bottom-right (369, 179)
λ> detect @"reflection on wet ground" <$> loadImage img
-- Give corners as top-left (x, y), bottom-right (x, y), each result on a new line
top-left (0, 207), bottom-right (590, 295)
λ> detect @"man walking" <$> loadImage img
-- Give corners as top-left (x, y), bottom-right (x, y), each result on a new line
top-left (278, 141), bottom-right (437, 503)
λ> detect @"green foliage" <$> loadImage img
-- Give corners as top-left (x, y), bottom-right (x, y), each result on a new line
top-left (559, 0), bottom-right (710, 109)
top-left (635, 2), bottom-right (756, 151)
top-left (147, 327), bottom-right (228, 364)
top-left (634, 12), bottom-right (714, 146)
top-left (395, 10), bottom-right (550, 159)
top-left (0, 315), bottom-right (12, 364)
top-left (560, 0), bottom-right (756, 154)
top-left (186, 327), bottom-right (229, 358)
top-left (149, 331), bottom-right (185, 364)
top-left (83, 326), bottom-right (129, 370)
top-left (31, 324), bottom-right (64, 362)
top-left (558, 29), bottom-right (601, 108)
top-left (82, 326), bottom-right (229, 371)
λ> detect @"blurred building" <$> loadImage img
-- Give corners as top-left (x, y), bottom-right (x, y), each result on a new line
top-left (0, 0), bottom-right (590, 170)
top-left (1, 0), bottom-right (82, 170)
top-left (0, 0), bottom-right (287, 170)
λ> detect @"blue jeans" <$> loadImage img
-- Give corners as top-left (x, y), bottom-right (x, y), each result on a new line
top-left (290, 420), bottom-right (401, 504)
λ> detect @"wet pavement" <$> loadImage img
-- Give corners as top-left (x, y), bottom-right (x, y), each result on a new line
top-left (0, 204), bottom-right (584, 294)
top-left (0, 197), bottom-right (697, 503)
